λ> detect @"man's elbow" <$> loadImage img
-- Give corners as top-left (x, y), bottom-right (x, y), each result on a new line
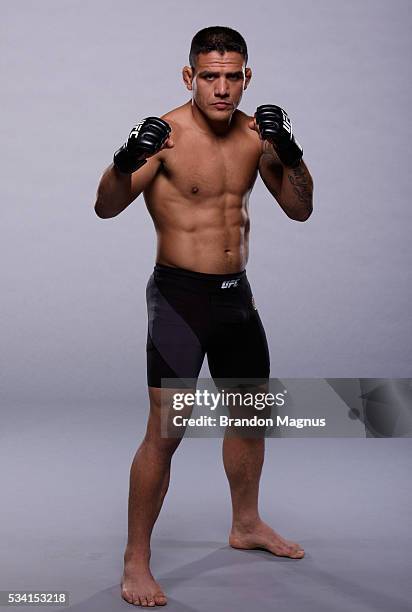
top-left (94, 203), bottom-right (108, 219)
top-left (284, 203), bottom-right (313, 222)
top-left (294, 206), bottom-right (313, 222)
top-left (94, 198), bottom-right (114, 219)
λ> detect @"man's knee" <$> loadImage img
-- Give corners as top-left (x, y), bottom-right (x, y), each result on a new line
top-left (145, 386), bottom-right (183, 455)
top-left (143, 428), bottom-right (182, 457)
top-left (147, 384), bottom-right (194, 441)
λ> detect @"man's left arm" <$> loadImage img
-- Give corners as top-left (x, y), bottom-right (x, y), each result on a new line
top-left (251, 105), bottom-right (313, 221)
top-left (258, 142), bottom-right (313, 221)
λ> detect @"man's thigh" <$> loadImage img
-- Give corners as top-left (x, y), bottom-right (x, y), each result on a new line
top-left (146, 272), bottom-right (207, 388)
top-left (206, 301), bottom-right (270, 380)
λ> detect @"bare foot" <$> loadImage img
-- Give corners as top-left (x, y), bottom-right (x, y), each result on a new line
top-left (121, 559), bottom-right (167, 607)
top-left (229, 519), bottom-right (305, 559)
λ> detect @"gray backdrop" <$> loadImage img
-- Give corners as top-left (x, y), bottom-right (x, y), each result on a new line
top-left (2, 0), bottom-right (411, 407)
top-left (1, 2), bottom-right (412, 610)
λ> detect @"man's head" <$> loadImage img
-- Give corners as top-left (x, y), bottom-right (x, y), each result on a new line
top-left (183, 26), bottom-right (251, 119)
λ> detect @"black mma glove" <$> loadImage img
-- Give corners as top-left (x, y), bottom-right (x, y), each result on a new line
top-left (255, 105), bottom-right (303, 168)
top-left (113, 117), bottom-right (171, 174)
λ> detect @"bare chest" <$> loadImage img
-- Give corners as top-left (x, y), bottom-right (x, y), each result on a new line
top-left (161, 131), bottom-right (260, 198)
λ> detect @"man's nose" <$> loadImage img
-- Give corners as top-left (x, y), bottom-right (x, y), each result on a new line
top-left (214, 78), bottom-right (229, 97)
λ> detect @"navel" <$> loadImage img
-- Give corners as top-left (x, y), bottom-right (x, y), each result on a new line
top-left (191, 186), bottom-right (199, 194)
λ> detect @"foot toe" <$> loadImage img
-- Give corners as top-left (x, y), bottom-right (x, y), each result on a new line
top-left (121, 590), bottom-right (133, 604)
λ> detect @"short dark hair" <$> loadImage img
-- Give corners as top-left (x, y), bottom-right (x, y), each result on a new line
top-left (189, 26), bottom-right (248, 70)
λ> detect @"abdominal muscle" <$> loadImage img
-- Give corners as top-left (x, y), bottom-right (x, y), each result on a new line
top-left (146, 193), bottom-right (251, 274)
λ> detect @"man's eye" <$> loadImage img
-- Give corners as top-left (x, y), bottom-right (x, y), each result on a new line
top-left (205, 75), bottom-right (215, 80)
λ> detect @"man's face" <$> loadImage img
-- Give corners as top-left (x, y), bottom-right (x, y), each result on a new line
top-left (183, 51), bottom-right (251, 119)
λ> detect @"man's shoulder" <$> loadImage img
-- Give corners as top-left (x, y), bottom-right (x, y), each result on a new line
top-left (234, 108), bottom-right (254, 123)
top-left (234, 109), bottom-right (262, 152)
top-left (160, 103), bottom-right (190, 133)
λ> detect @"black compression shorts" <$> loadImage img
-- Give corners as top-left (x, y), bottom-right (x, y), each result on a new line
top-left (146, 264), bottom-right (270, 388)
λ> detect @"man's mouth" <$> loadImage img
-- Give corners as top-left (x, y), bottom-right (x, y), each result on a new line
top-left (213, 102), bottom-right (232, 109)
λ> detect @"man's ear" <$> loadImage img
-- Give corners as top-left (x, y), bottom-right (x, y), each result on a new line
top-left (182, 66), bottom-right (194, 91)
top-left (244, 67), bottom-right (252, 90)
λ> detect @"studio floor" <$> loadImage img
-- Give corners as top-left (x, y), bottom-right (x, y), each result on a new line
top-left (1, 402), bottom-right (411, 611)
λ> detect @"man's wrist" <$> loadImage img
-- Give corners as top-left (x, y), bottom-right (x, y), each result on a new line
top-left (273, 137), bottom-right (303, 169)
top-left (282, 156), bottom-right (304, 169)
top-left (113, 143), bottom-right (147, 174)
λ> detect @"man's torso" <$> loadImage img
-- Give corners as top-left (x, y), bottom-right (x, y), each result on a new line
top-left (143, 102), bottom-right (262, 274)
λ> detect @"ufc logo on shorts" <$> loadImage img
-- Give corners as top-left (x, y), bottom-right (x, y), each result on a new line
top-left (221, 279), bottom-right (239, 289)
top-left (281, 109), bottom-right (292, 134)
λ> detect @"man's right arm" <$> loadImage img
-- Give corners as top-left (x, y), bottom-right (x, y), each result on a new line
top-left (94, 155), bottom-right (161, 219)
top-left (94, 116), bottom-right (172, 219)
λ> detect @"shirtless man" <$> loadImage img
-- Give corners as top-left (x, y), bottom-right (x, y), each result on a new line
top-left (94, 26), bottom-right (313, 607)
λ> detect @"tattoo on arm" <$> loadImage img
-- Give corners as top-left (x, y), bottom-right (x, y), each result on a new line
top-left (287, 165), bottom-right (313, 205)
top-left (260, 140), bottom-right (313, 216)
